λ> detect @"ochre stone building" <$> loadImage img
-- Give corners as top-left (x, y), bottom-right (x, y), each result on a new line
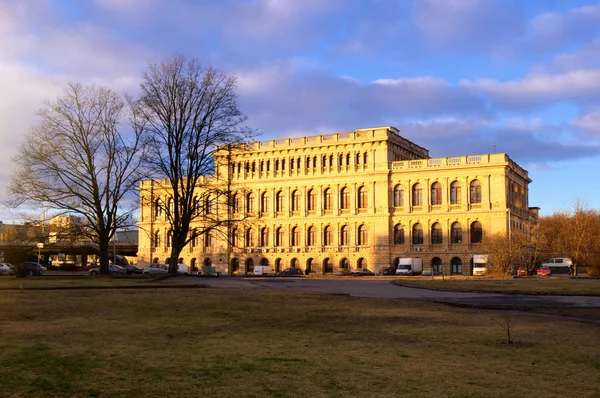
top-left (137, 126), bottom-right (535, 275)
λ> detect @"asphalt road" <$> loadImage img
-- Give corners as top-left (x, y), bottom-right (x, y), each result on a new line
top-left (179, 276), bottom-right (600, 308)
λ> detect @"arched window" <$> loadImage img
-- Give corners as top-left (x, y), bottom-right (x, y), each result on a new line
top-left (338, 154), bottom-right (344, 166)
top-left (393, 185), bottom-right (404, 207)
top-left (297, 158), bottom-right (301, 169)
top-left (260, 227), bottom-right (269, 247)
top-left (412, 223), bottom-right (423, 245)
top-left (307, 226), bottom-right (316, 246)
top-left (290, 158), bottom-right (295, 170)
top-left (412, 183), bottom-right (423, 206)
top-left (312, 156), bottom-right (317, 168)
top-left (323, 226), bottom-right (332, 246)
top-left (358, 224), bottom-right (368, 245)
top-left (307, 189), bottom-right (316, 211)
top-left (246, 192), bottom-right (254, 213)
top-left (450, 181), bottom-right (461, 204)
top-left (276, 191), bottom-right (284, 212)
top-left (154, 230), bottom-right (161, 248)
top-left (282, 159), bottom-right (286, 171)
top-left (322, 155), bottom-right (327, 168)
top-left (259, 161), bottom-right (264, 172)
top-left (358, 186), bottom-right (368, 208)
top-left (266, 160), bottom-right (271, 172)
top-left (261, 191), bottom-right (269, 212)
top-left (431, 182), bottom-right (442, 206)
top-left (306, 156), bottom-right (310, 169)
top-left (155, 198), bottom-right (162, 217)
top-left (275, 159), bottom-right (279, 171)
top-left (363, 152), bottom-right (368, 164)
top-left (431, 222), bottom-right (443, 244)
top-left (323, 188), bottom-right (333, 210)
top-left (245, 228), bottom-right (255, 247)
top-left (291, 226), bottom-right (300, 246)
top-left (192, 195), bottom-right (200, 214)
top-left (451, 257), bottom-right (462, 274)
top-left (340, 187), bottom-right (350, 209)
top-left (205, 195), bottom-right (213, 214)
top-left (470, 180), bottom-right (482, 204)
top-left (451, 222), bottom-right (462, 244)
top-left (231, 228), bottom-right (239, 247)
top-left (340, 225), bottom-right (349, 246)
top-left (470, 221), bottom-right (483, 243)
top-left (356, 153), bottom-right (361, 165)
top-left (231, 193), bottom-right (240, 213)
top-left (394, 224), bottom-right (404, 245)
top-left (204, 231), bottom-right (212, 248)
top-left (329, 155), bottom-right (334, 167)
top-left (167, 229), bottom-right (173, 247)
top-left (346, 153), bottom-right (351, 165)
top-left (168, 198), bottom-right (175, 215)
top-left (276, 227), bottom-right (284, 246)
top-left (291, 190), bottom-right (300, 211)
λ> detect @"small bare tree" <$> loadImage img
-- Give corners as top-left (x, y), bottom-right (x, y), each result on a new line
top-left (133, 54), bottom-right (255, 275)
top-left (9, 83), bottom-right (145, 274)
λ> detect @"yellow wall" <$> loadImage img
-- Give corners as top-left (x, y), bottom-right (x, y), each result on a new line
top-left (138, 127), bottom-right (533, 275)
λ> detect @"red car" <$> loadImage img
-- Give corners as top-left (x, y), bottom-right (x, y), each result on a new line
top-left (536, 266), bottom-right (551, 276)
top-left (516, 268), bottom-right (528, 277)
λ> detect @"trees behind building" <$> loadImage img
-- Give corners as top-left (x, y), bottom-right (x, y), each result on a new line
top-left (485, 200), bottom-right (600, 277)
top-left (133, 54), bottom-right (256, 275)
top-left (9, 83), bottom-right (145, 274)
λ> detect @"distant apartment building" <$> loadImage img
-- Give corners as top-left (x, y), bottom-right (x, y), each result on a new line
top-left (137, 126), bottom-right (535, 275)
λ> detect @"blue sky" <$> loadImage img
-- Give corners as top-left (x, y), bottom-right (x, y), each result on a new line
top-left (1, 0), bottom-right (600, 221)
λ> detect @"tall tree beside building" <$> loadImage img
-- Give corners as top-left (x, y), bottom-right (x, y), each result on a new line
top-left (133, 54), bottom-right (255, 275)
top-left (10, 83), bottom-right (145, 274)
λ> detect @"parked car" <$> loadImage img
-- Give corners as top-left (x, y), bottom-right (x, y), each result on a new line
top-left (122, 265), bottom-right (142, 275)
top-left (376, 267), bottom-right (396, 276)
top-left (536, 266), bottom-right (552, 276)
top-left (421, 268), bottom-right (434, 276)
top-left (176, 264), bottom-right (189, 275)
top-left (0, 263), bottom-right (15, 275)
top-left (18, 262), bottom-right (44, 276)
top-left (143, 263), bottom-right (169, 274)
top-left (89, 264), bottom-right (126, 275)
top-left (350, 268), bottom-right (375, 276)
top-left (516, 267), bottom-right (529, 277)
top-left (197, 265), bottom-right (221, 277)
top-left (276, 267), bottom-right (302, 277)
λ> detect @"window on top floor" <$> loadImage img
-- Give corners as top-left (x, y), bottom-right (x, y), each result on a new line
top-left (431, 182), bottom-right (442, 206)
top-left (470, 180), bottom-right (482, 204)
top-left (450, 181), bottom-right (461, 205)
top-left (412, 183), bottom-right (423, 206)
top-left (393, 185), bottom-right (404, 207)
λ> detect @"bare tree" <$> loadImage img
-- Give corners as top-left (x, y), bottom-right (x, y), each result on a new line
top-left (134, 54), bottom-right (255, 275)
top-left (484, 230), bottom-right (532, 276)
top-left (9, 83), bottom-right (145, 274)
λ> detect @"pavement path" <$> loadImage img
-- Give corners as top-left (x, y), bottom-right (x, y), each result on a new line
top-left (180, 277), bottom-right (600, 308)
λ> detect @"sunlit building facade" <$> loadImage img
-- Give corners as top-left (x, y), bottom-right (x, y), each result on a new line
top-left (137, 126), bottom-right (534, 275)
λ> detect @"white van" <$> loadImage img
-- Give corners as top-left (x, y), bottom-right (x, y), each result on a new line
top-left (177, 264), bottom-right (190, 275)
top-left (540, 258), bottom-right (572, 275)
top-left (253, 265), bottom-right (275, 276)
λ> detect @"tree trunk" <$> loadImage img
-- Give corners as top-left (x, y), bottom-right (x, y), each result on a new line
top-left (99, 237), bottom-right (110, 275)
top-left (168, 246), bottom-right (184, 275)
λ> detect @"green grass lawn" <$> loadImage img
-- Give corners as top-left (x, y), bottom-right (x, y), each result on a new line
top-left (1, 287), bottom-right (599, 397)
top-left (393, 277), bottom-right (600, 296)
